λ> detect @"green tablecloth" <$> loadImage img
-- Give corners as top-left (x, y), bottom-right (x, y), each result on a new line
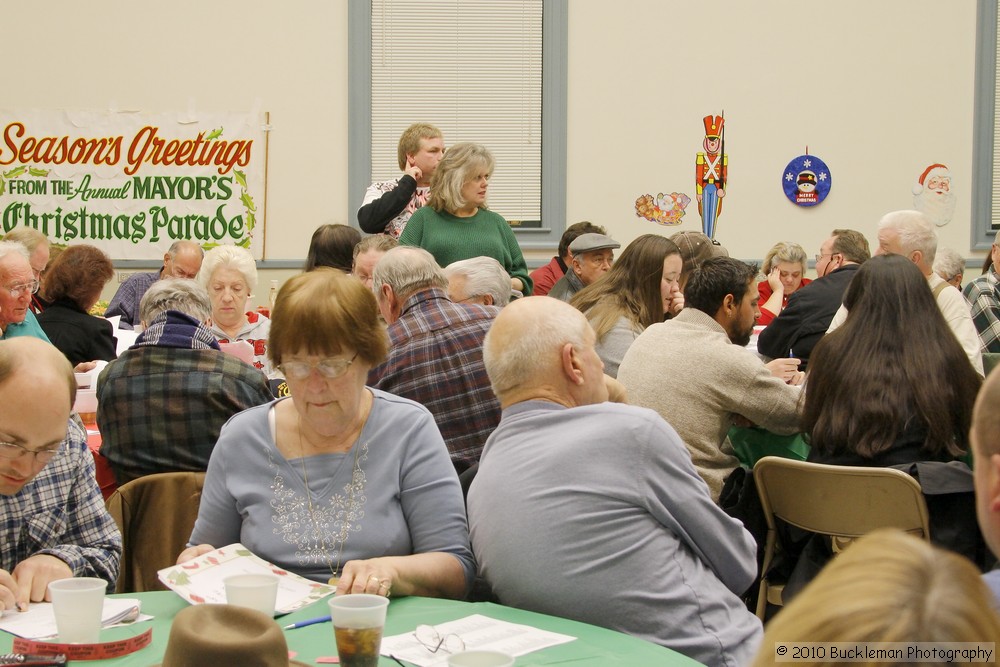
top-left (0, 592), bottom-right (702, 666)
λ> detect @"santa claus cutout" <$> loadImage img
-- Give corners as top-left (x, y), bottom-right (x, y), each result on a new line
top-left (912, 163), bottom-right (955, 227)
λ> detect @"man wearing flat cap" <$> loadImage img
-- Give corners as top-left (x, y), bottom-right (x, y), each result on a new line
top-left (548, 233), bottom-right (620, 302)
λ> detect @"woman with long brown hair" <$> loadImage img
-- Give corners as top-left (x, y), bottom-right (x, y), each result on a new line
top-left (790, 254), bottom-right (986, 589)
top-left (804, 253), bottom-right (980, 465)
top-left (570, 234), bottom-right (682, 378)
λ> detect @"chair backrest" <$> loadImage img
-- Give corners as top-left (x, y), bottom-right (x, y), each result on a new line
top-left (753, 456), bottom-right (930, 540)
top-left (105, 471), bottom-right (206, 593)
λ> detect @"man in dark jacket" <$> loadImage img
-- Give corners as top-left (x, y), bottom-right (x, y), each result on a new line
top-left (757, 228), bottom-right (870, 368)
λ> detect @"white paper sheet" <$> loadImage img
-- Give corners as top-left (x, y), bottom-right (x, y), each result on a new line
top-left (380, 614), bottom-right (575, 667)
top-left (0, 597), bottom-right (146, 639)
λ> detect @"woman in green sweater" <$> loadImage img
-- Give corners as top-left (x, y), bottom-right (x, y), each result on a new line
top-left (399, 142), bottom-right (532, 296)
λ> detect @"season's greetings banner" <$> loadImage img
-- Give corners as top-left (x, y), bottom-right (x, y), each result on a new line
top-left (0, 109), bottom-right (266, 259)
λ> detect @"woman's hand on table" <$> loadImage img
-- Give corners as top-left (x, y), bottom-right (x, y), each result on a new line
top-left (176, 544), bottom-right (215, 564)
top-left (337, 553), bottom-right (468, 600)
top-left (337, 559), bottom-right (398, 598)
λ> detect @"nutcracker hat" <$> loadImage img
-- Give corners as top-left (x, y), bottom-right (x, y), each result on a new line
top-left (912, 163), bottom-right (949, 195)
top-left (155, 604), bottom-right (310, 667)
top-left (703, 115), bottom-right (725, 138)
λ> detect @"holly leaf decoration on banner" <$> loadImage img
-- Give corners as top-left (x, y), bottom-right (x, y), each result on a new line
top-left (28, 167), bottom-right (49, 177)
top-left (240, 191), bottom-right (256, 212)
top-left (233, 170), bottom-right (247, 190)
top-left (3, 166), bottom-right (26, 179)
top-left (205, 128), bottom-right (223, 141)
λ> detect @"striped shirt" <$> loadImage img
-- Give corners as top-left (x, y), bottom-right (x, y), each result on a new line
top-left (964, 267), bottom-right (1000, 354)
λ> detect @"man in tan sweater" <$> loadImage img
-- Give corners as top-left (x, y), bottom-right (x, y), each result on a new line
top-left (619, 257), bottom-right (802, 501)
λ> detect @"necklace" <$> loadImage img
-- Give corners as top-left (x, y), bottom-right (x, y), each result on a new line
top-left (297, 415), bottom-right (365, 586)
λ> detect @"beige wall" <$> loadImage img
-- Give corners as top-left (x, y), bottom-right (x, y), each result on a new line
top-left (6, 0), bottom-right (984, 303)
top-left (563, 0), bottom-right (980, 277)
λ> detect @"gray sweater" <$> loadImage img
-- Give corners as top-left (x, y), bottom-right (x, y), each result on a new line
top-left (468, 399), bottom-right (761, 666)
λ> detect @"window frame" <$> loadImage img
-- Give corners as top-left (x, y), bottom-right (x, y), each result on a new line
top-left (973, 0), bottom-right (998, 250)
top-left (347, 0), bottom-right (567, 251)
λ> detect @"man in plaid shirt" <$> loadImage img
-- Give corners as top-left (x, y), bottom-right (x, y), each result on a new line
top-left (964, 232), bottom-right (1000, 354)
top-left (369, 247), bottom-right (501, 473)
top-left (98, 280), bottom-right (273, 485)
top-left (0, 338), bottom-right (121, 610)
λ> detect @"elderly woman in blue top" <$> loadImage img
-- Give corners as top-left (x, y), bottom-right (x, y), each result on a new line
top-left (180, 269), bottom-right (474, 599)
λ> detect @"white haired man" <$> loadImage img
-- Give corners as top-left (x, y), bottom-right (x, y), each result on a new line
top-left (468, 296), bottom-right (761, 666)
top-left (0, 242), bottom-right (49, 342)
top-left (369, 247), bottom-right (500, 472)
top-left (443, 256), bottom-right (512, 307)
top-left (828, 210), bottom-right (983, 374)
top-left (934, 247), bottom-right (966, 291)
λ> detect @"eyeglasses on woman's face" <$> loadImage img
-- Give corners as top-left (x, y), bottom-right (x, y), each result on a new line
top-left (278, 353), bottom-right (358, 381)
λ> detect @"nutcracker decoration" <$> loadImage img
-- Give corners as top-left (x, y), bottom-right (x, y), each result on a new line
top-left (695, 114), bottom-right (727, 239)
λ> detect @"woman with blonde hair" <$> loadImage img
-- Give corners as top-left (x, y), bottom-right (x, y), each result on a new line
top-left (570, 234), bottom-right (682, 377)
top-left (399, 142), bottom-right (532, 295)
top-left (758, 241), bottom-right (810, 325)
top-left (750, 529), bottom-right (1000, 667)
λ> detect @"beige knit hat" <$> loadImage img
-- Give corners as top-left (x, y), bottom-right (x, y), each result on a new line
top-left (669, 231), bottom-right (729, 280)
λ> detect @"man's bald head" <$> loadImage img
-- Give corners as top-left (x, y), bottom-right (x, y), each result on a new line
top-left (0, 338), bottom-right (76, 409)
top-left (483, 296), bottom-right (598, 404)
top-left (972, 369), bottom-right (1000, 561)
top-left (163, 240), bottom-right (205, 280)
top-left (973, 371), bottom-right (1000, 458)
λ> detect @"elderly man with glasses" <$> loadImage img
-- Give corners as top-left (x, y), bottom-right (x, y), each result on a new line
top-left (0, 241), bottom-right (50, 342)
top-left (548, 233), bottom-right (620, 303)
top-left (757, 228), bottom-right (870, 369)
top-left (0, 337), bottom-right (121, 611)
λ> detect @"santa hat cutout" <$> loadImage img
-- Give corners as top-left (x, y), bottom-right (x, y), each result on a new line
top-left (913, 163), bottom-right (948, 195)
